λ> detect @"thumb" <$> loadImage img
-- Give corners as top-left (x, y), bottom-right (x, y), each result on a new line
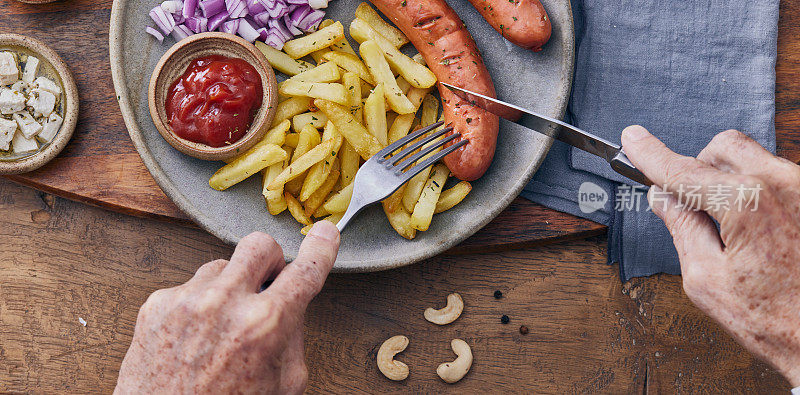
top-left (266, 221), bottom-right (340, 309)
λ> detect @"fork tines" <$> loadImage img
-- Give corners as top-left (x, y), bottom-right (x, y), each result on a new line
top-left (375, 120), bottom-right (468, 180)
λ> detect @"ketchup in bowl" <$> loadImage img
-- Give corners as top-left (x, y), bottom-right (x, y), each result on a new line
top-left (166, 55), bottom-right (263, 148)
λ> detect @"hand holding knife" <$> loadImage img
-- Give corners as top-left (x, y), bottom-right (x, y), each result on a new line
top-left (441, 82), bottom-right (651, 186)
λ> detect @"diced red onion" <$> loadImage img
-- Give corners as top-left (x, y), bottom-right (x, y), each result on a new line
top-left (182, 0), bottom-right (199, 18)
top-left (286, 0), bottom-right (306, 5)
top-left (257, 27), bottom-right (269, 41)
top-left (185, 16), bottom-right (209, 33)
top-left (268, 19), bottom-right (292, 40)
top-left (171, 24), bottom-right (193, 40)
top-left (172, 12), bottom-right (186, 24)
top-left (199, 0), bottom-right (225, 17)
top-left (222, 18), bottom-right (241, 34)
top-left (150, 6), bottom-right (176, 35)
top-left (160, 0), bottom-right (183, 14)
top-left (226, 0), bottom-right (249, 18)
top-left (265, 30), bottom-right (285, 49)
top-left (283, 14), bottom-right (302, 35)
top-left (207, 10), bottom-right (229, 30)
top-left (247, 0), bottom-right (267, 15)
top-left (297, 9), bottom-right (324, 31)
top-left (237, 19), bottom-right (261, 42)
top-left (266, 0), bottom-right (288, 18)
top-left (288, 5), bottom-right (310, 24)
top-left (146, 26), bottom-right (165, 42)
top-left (307, 0), bottom-right (326, 9)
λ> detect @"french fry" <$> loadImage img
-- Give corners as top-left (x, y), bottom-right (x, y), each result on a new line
top-left (406, 86), bottom-right (430, 111)
top-left (412, 53), bottom-right (426, 65)
top-left (322, 182), bottom-right (353, 213)
top-left (300, 122), bottom-right (343, 200)
top-left (272, 96), bottom-right (312, 127)
top-left (434, 181), bottom-right (472, 214)
top-left (209, 144), bottom-right (287, 191)
top-left (260, 119), bottom-right (290, 147)
top-left (364, 83), bottom-right (388, 146)
top-left (279, 61), bottom-right (341, 88)
top-left (319, 19), bottom-right (357, 55)
top-left (350, 19), bottom-right (436, 89)
top-left (268, 138), bottom-right (340, 190)
top-left (300, 212), bottom-right (345, 235)
top-left (262, 147), bottom-right (292, 215)
top-left (420, 94), bottom-right (439, 127)
top-left (314, 99), bottom-right (383, 159)
top-left (283, 21), bottom-right (345, 59)
top-left (284, 133), bottom-right (300, 148)
top-left (342, 72), bottom-right (363, 122)
top-left (292, 112), bottom-right (328, 132)
top-left (279, 81), bottom-right (349, 105)
top-left (339, 141), bottom-right (359, 186)
top-left (410, 164), bottom-right (449, 231)
top-left (284, 125), bottom-right (321, 194)
top-left (358, 40), bottom-right (415, 114)
top-left (255, 41), bottom-right (313, 75)
top-left (388, 113), bottom-right (415, 144)
top-left (304, 165), bottom-right (340, 216)
top-left (382, 201), bottom-right (416, 239)
top-left (383, 184), bottom-right (405, 213)
top-left (360, 79), bottom-right (373, 96)
top-left (402, 165), bottom-right (433, 212)
top-left (313, 205), bottom-right (331, 218)
top-left (395, 76), bottom-right (411, 94)
top-left (355, 3), bottom-right (409, 48)
top-left (286, 192), bottom-right (313, 226)
top-left (322, 51), bottom-right (375, 85)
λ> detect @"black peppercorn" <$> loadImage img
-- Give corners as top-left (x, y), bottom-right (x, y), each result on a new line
top-left (500, 315), bottom-right (510, 324)
top-left (519, 325), bottom-right (529, 335)
top-left (493, 290), bottom-right (503, 299)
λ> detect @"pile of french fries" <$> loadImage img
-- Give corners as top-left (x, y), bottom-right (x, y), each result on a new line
top-left (208, 3), bottom-right (472, 239)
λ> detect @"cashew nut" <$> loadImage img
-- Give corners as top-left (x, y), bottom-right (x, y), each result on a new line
top-left (377, 335), bottom-right (410, 381)
top-left (436, 339), bottom-right (472, 383)
top-left (424, 292), bottom-right (463, 325)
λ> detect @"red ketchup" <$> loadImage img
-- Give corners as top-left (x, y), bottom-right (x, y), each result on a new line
top-left (166, 55), bottom-right (263, 147)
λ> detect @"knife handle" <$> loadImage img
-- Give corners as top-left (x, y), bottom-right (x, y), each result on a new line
top-left (610, 150), bottom-right (652, 186)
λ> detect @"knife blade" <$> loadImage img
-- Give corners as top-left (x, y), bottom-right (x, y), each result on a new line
top-left (441, 82), bottom-right (651, 186)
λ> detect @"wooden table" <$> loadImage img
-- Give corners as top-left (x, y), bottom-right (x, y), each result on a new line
top-left (2, 0), bottom-right (799, 392)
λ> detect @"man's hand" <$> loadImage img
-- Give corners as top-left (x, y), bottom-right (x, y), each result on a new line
top-left (622, 126), bottom-right (800, 386)
top-left (115, 221), bottom-right (340, 394)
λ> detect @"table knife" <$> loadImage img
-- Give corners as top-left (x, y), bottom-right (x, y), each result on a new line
top-left (441, 82), bottom-right (651, 186)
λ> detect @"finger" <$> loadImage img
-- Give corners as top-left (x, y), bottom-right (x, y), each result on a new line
top-left (267, 221), bottom-right (339, 309)
top-left (648, 186), bottom-right (724, 274)
top-left (190, 259), bottom-right (228, 282)
top-left (698, 129), bottom-right (798, 182)
top-left (220, 232), bottom-right (286, 292)
top-left (622, 125), bottom-right (735, 218)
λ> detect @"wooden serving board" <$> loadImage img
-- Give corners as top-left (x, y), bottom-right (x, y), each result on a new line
top-left (3, 0), bottom-right (799, 251)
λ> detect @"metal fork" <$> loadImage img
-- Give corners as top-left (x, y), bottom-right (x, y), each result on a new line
top-left (336, 121), bottom-right (466, 231)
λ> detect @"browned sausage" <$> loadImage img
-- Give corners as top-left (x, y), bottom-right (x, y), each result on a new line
top-left (468, 0), bottom-right (551, 51)
top-left (368, 0), bottom-right (499, 181)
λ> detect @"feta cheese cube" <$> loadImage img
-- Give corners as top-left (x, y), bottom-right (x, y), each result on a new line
top-left (0, 88), bottom-right (26, 114)
top-left (10, 80), bottom-right (28, 93)
top-left (0, 52), bottom-right (19, 86)
top-left (22, 56), bottom-right (39, 84)
top-left (27, 89), bottom-right (56, 118)
top-left (38, 113), bottom-right (62, 143)
top-left (12, 112), bottom-right (42, 138)
top-left (0, 117), bottom-right (16, 151)
top-left (33, 76), bottom-right (60, 97)
top-left (11, 130), bottom-right (38, 153)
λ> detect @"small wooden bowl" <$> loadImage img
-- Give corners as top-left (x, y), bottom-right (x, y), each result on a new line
top-left (0, 33), bottom-right (79, 175)
top-left (148, 33), bottom-right (278, 161)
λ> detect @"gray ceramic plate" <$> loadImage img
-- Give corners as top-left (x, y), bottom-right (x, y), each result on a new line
top-left (109, 0), bottom-right (574, 272)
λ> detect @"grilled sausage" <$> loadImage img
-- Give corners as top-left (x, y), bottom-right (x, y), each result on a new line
top-left (467, 0), bottom-right (551, 51)
top-left (368, 0), bottom-right (500, 181)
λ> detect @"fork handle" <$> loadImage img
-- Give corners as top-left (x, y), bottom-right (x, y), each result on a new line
top-left (335, 201), bottom-right (362, 232)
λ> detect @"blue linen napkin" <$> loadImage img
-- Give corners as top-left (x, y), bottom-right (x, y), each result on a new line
top-left (521, 0), bottom-right (779, 281)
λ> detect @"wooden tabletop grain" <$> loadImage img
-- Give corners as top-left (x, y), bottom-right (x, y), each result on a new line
top-left (2, 0), bottom-right (799, 392)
